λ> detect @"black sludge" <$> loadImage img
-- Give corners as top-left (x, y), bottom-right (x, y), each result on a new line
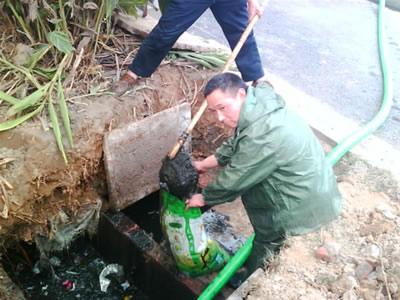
top-left (159, 151), bottom-right (198, 199)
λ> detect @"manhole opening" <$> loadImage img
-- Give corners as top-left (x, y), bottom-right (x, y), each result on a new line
top-left (1, 236), bottom-right (149, 300)
top-left (1, 191), bottom-right (244, 300)
top-left (122, 191), bottom-right (163, 243)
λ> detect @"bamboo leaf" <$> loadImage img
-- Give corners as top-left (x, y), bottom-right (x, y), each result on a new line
top-left (48, 98), bottom-right (68, 164)
top-left (0, 56), bottom-right (41, 88)
top-left (106, 0), bottom-right (119, 18)
top-left (47, 31), bottom-right (74, 54)
top-left (57, 78), bottom-right (73, 147)
top-left (0, 103), bottom-right (43, 132)
top-left (28, 44), bottom-right (52, 69)
top-left (118, 0), bottom-right (146, 16)
top-left (7, 83), bottom-right (49, 117)
top-left (0, 91), bottom-right (19, 105)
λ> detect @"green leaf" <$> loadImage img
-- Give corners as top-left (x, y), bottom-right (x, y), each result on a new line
top-left (48, 98), bottom-right (68, 164)
top-left (106, 0), bottom-right (119, 18)
top-left (0, 103), bottom-right (43, 132)
top-left (118, 0), bottom-right (146, 16)
top-left (47, 31), bottom-right (74, 54)
top-left (7, 83), bottom-right (50, 117)
top-left (57, 78), bottom-right (73, 147)
top-left (28, 44), bottom-right (52, 69)
top-left (0, 91), bottom-right (19, 105)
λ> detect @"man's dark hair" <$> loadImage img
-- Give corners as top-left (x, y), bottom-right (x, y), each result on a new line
top-left (204, 73), bottom-right (247, 97)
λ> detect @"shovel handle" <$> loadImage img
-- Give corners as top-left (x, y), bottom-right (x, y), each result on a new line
top-left (168, 15), bottom-right (260, 159)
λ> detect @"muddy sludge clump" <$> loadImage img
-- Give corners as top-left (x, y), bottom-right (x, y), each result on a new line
top-left (159, 150), bottom-right (198, 199)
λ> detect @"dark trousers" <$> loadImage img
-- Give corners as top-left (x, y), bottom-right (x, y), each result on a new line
top-left (129, 0), bottom-right (264, 82)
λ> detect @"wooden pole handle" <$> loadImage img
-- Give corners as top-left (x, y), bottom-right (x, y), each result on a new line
top-left (168, 15), bottom-right (260, 159)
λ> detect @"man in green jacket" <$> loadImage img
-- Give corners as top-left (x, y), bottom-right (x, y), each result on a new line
top-left (186, 73), bottom-right (342, 286)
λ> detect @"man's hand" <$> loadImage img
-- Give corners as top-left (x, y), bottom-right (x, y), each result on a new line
top-left (193, 155), bottom-right (219, 174)
top-left (198, 173), bottom-right (211, 189)
top-left (185, 194), bottom-right (205, 208)
top-left (248, 0), bottom-right (263, 20)
top-left (193, 161), bottom-right (207, 173)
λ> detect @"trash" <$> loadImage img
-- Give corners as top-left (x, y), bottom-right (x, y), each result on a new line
top-left (375, 203), bottom-right (397, 220)
top-left (121, 280), bottom-right (130, 291)
top-left (32, 261), bottom-right (41, 274)
top-left (315, 241), bottom-right (341, 262)
top-left (62, 280), bottom-right (75, 291)
top-left (355, 261), bottom-right (374, 280)
top-left (49, 256), bottom-right (61, 267)
top-left (42, 284), bottom-right (48, 291)
top-left (99, 264), bottom-right (124, 293)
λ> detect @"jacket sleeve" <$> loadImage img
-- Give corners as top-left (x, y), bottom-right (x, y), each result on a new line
top-left (203, 133), bottom-right (278, 205)
top-left (214, 135), bottom-right (235, 166)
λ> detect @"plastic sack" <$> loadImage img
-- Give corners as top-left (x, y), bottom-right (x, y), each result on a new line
top-left (160, 190), bottom-right (229, 277)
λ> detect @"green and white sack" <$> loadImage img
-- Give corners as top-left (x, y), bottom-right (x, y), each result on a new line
top-left (160, 190), bottom-right (229, 277)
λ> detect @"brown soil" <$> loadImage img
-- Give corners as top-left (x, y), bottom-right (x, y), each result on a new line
top-left (0, 62), bottom-right (218, 244)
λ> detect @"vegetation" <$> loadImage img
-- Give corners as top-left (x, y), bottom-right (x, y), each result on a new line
top-left (0, 0), bottom-right (145, 163)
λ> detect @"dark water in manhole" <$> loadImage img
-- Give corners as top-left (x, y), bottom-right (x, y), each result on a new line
top-left (122, 191), bottom-right (163, 243)
top-left (2, 236), bottom-right (149, 300)
top-left (1, 192), bottom-right (244, 300)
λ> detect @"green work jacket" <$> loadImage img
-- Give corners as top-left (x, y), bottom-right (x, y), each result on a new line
top-left (203, 82), bottom-right (342, 236)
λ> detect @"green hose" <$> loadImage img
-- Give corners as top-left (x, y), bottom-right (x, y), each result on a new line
top-left (198, 0), bottom-right (393, 299)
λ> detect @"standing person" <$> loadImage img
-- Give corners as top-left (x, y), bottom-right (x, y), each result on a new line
top-left (112, 0), bottom-right (266, 96)
top-left (185, 73), bottom-right (342, 287)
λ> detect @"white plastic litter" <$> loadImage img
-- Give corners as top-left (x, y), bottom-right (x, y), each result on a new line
top-left (99, 264), bottom-right (124, 292)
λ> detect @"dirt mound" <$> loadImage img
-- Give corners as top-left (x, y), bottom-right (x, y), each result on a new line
top-left (0, 63), bottom-right (216, 243)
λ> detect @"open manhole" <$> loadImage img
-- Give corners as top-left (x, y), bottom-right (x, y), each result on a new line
top-left (2, 191), bottom-right (245, 299)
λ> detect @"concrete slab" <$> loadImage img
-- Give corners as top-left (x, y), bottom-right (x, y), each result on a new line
top-left (104, 103), bottom-right (191, 210)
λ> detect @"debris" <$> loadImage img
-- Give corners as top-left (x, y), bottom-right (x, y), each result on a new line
top-left (329, 274), bottom-right (358, 295)
top-left (49, 256), bottom-right (61, 267)
top-left (62, 280), bottom-right (75, 291)
top-left (99, 264), bottom-right (124, 293)
top-left (32, 261), bottom-right (41, 274)
top-left (121, 280), bottom-right (130, 291)
top-left (364, 244), bottom-right (380, 259)
top-left (375, 203), bottom-right (397, 220)
top-left (342, 289), bottom-right (358, 300)
top-left (355, 261), bottom-right (375, 280)
top-left (12, 44), bottom-right (34, 66)
top-left (359, 220), bottom-right (395, 237)
top-left (315, 242), bottom-right (340, 262)
top-left (315, 246), bottom-right (330, 262)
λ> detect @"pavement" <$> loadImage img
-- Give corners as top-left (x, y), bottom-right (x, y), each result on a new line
top-left (186, 0), bottom-right (400, 151)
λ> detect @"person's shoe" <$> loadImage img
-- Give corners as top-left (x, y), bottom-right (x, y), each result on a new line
top-left (111, 73), bottom-right (138, 96)
top-left (228, 268), bottom-right (249, 289)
